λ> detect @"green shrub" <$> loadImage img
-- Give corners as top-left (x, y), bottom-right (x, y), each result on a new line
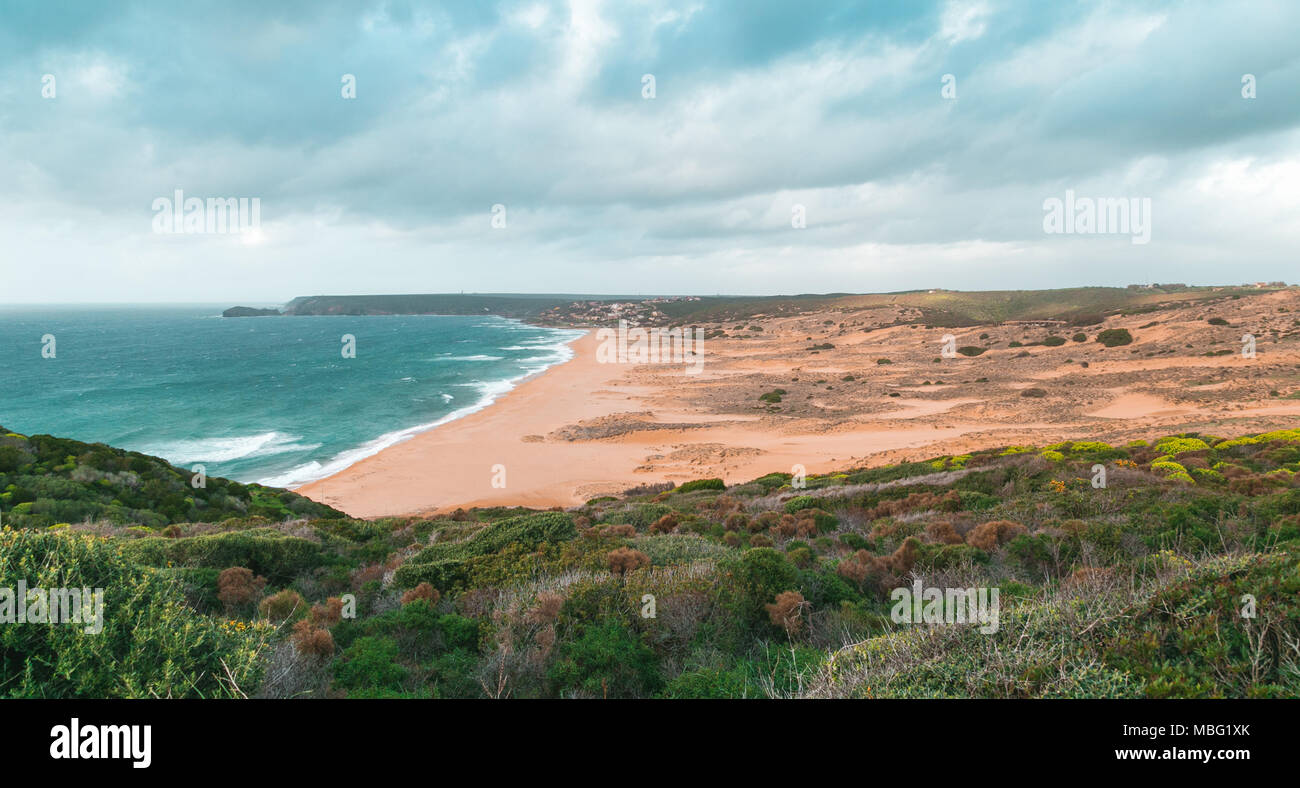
top-left (603, 503), bottom-right (674, 531)
top-left (676, 478), bottom-right (726, 494)
top-left (333, 636), bottom-right (408, 693)
top-left (784, 495), bottom-right (817, 513)
top-left (394, 512), bottom-right (577, 590)
top-left (120, 529), bottom-right (323, 584)
top-left (547, 621), bottom-right (661, 698)
top-left (0, 529), bottom-right (267, 698)
top-left (1096, 328), bottom-right (1133, 347)
top-left (719, 548), bottom-right (800, 630)
top-left (661, 666), bottom-right (750, 698)
top-left (1154, 437), bottom-right (1211, 456)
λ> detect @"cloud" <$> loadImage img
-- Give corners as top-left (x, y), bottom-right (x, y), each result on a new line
top-left (0, 0), bottom-right (1298, 302)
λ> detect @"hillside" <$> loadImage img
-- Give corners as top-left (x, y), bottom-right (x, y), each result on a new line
top-left (3, 425), bottom-right (1298, 698)
top-left (0, 427), bottom-right (343, 529)
top-left (231, 285), bottom-right (1289, 328)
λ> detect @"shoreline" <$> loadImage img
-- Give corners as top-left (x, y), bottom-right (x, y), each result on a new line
top-left (293, 288), bottom-right (1300, 519)
top-left (267, 323), bottom-right (584, 489)
top-left (294, 329), bottom-right (636, 517)
top-left (289, 332), bottom-right (1057, 518)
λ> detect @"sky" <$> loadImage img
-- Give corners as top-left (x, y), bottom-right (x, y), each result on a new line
top-left (1, 0), bottom-right (1298, 304)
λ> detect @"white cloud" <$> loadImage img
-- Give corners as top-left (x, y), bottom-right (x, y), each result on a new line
top-left (939, 0), bottom-right (990, 44)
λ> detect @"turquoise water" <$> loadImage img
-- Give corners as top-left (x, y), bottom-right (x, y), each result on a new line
top-left (0, 306), bottom-right (583, 486)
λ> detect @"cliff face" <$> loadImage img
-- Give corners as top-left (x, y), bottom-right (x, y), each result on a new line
top-left (222, 306), bottom-right (283, 317)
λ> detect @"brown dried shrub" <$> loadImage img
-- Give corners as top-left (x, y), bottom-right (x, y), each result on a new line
top-left (528, 591), bottom-right (564, 625)
top-left (764, 590), bottom-right (807, 637)
top-left (965, 520), bottom-right (1026, 551)
top-left (723, 532), bottom-right (741, 547)
top-left (217, 567), bottom-right (266, 612)
top-left (723, 512), bottom-right (748, 532)
top-left (290, 619), bottom-right (335, 659)
top-left (309, 596), bottom-right (344, 627)
top-left (751, 511), bottom-right (780, 532)
top-left (697, 494), bottom-right (742, 517)
top-left (773, 514), bottom-right (798, 538)
top-left (836, 538), bottom-right (920, 591)
top-left (865, 490), bottom-right (961, 520)
top-left (888, 537), bottom-right (919, 575)
top-left (401, 582), bottom-right (440, 606)
top-left (651, 513), bottom-right (680, 534)
top-left (836, 550), bottom-right (883, 586)
top-left (749, 534), bottom-right (773, 548)
top-left (607, 547), bottom-right (650, 576)
top-left (600, 524), bottom-right (637, 538)
top-left (925, 520), bottom-right (964, 545)
top-left (161, 524), bottom-right (182, 538)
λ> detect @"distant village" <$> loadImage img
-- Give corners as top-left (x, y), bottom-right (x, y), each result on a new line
top-left (537, 295), bottom-right (702, 327)
top-left (1126, 282), bottom-right (1288, 290)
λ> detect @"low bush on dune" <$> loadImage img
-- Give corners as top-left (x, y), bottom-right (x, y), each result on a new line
top-left (1096, 328), bottom-right (1134, 347)
top-left (675, 478), bottom-right (726, 494)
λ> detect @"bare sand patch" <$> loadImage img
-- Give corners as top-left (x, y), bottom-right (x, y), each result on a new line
top-left (1088, 392), bottom-right (1192, 419)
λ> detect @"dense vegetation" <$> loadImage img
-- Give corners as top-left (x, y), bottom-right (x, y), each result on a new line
top-left (0, 427), bottom-right (342, 529)
top-left (2, 427), bottom-right (1298, 698)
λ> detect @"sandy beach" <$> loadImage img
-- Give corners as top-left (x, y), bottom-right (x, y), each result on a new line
top-left (295, 330), bottom-right (997, 517)
top-left (296, 289), bottom-right (1300, 518)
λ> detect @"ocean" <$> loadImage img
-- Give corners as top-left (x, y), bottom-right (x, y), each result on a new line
top-left (0, 305), bottom-right (584, 487)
